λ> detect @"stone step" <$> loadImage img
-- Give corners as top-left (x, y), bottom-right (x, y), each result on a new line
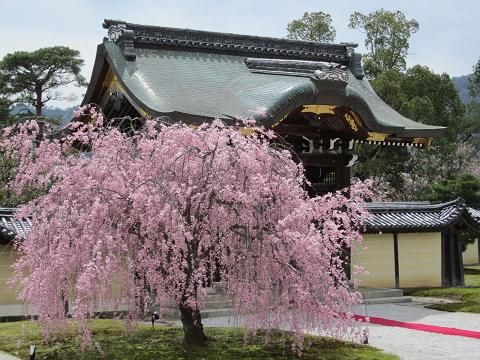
top-left (201, 308), bottom-right (233, 319)
top-left (359, 288), bottom-right (404, 299)
top-left (205, 287), bottom-right (216, 295)
top-left (361, 296), bottom-right (412, 305)
top-left (205, 282), bottom-right (226, 295)
top-left (204, 300), bottom-right (232, 309)
top-left (205, 294), bottom-right (229, 302)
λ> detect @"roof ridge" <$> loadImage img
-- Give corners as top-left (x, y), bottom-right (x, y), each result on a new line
top-left (365, 198), bottom-right (464, 213)
top-left (0, 208), bottom-right (16, 215)
top-left (102, 19), bottom-right (357, 67)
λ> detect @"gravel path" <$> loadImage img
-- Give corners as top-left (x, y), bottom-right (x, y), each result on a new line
top-left (354, 299), bottom-right (480, 359)
top-left (366, 323), bottom-right (480, 360)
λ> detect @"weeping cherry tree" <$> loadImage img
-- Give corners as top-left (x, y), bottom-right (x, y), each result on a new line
top-left (3, 106), bottom-right (371, 347)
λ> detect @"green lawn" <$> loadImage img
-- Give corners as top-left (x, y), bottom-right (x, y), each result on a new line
top-left (0, 320), bottom-right (398, 360)
top-left (408, 266), bottom-right (480, 313)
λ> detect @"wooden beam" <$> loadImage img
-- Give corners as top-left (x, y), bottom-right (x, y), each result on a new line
top-left (299, 153), bottom-right (354, 167)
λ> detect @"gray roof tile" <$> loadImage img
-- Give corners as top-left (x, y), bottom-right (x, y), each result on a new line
top-left (365, 199), bottom-right (480, 233)
top-left (0, 209), bottom-right (32, 239)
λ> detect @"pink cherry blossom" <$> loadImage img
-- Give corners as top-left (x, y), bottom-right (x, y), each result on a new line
top-left (3, 107), bottom-right (371, 348)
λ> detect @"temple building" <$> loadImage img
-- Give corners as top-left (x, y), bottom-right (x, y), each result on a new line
top-left (82, 19), bottom-right (445, 193)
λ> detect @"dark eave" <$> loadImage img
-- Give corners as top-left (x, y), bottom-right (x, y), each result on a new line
top-left (365, 198), bottom-right (480, 233)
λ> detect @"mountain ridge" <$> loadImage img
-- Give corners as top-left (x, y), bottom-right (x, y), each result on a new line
top-left (10, 104), bottom-right (76, 124)
top-left (451, 74), bottom-right (479, 104)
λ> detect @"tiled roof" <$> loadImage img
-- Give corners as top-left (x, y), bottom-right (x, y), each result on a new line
top-left (468, 207), bottom-right (480, 221)
top-left (0, 208), bottom-right (32, 240)
top-left (365, 198), bottom-right (480, 233)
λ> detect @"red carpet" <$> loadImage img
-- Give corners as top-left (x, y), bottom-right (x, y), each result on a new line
top-left (354, 315), bottom-right (480, 339)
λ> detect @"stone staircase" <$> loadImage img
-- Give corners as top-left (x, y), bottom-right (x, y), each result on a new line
top-left (201, 283), bottom-right (233, 318)
top-left (359, 287), bottom-right (412, 305)
top-left (157, 285), bottom-right (411, 320)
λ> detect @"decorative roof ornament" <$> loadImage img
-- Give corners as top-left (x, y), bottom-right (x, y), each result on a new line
top-left (341, 42), bottom-right (364, 80)
top-left (342, 42), bottom-right (358, 58)
top-left (105, 20), bottom-right (136, 61)
top-left (349, 53), bottom-right (365, 79)
top-left (107, 22), bottom-right (127, 42)
top-left (312, 67), bottom-right (349, 82)
top-left (245, 58), bottom-right (349, 83)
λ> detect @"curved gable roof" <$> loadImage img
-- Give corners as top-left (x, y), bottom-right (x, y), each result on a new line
top-left (83, 20), bottom-right (445, 140)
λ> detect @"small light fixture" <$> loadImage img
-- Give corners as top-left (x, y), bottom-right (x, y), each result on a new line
top-left (151, 311), bottom-right (160, 330)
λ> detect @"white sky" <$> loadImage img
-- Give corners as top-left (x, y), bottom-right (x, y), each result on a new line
top-left (1, 0), bottom-right (479, 108)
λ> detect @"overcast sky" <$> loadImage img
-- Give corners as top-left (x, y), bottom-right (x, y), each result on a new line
top-left (2, 0), bottom-right (479, 107)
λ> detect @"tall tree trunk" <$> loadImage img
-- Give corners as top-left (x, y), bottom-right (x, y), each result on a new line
top-left (60, 289), bottom-right (69, 317)
top-left (35, 87), bottom-right (43, 116)
top-left (35, 87), bottom-right (45, 141)
top-left (180, 306), bottom-right (206, 344)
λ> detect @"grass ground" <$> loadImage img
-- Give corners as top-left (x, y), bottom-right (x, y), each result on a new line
top-left (0, 320), bottom-right (398, 360)
top-left (408, 266), bottom-right (480, 313)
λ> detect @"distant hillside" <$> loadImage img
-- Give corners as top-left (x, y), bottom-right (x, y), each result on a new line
top-left (452, 74), bottom-right (480, 104)
top-left (10, 104), bottom-right (76, 124)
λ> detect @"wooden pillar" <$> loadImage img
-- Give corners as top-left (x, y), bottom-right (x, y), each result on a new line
top-left (393, 233), bottom-right (400, 288)
top-left (335, 166), bottom-right (351, 191)
top-left (454, 232), bottom-right (465, 286)
top-left (441, 230), bottom-right (451, 287)
top-left (477, 238), bottom-right (480, 263)
top-left (449, 228), bottom-right (457, 286)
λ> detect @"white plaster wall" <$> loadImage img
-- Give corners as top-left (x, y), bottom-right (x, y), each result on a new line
top-left (397, 232), bottom-right (442, 288)
top-left (463, 239), bottom-right (479, 264)
top-left (0, 244), bottom-right (20, 306)
top-left (352, 233), bottom-right (396, 288)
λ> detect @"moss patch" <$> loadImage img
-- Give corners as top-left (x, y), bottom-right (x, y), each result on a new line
top-left (0, 320), bottom-right (398, 359)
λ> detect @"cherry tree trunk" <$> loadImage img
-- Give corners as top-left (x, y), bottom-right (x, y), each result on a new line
top-left (180, 307), bottom-right (206, 344)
